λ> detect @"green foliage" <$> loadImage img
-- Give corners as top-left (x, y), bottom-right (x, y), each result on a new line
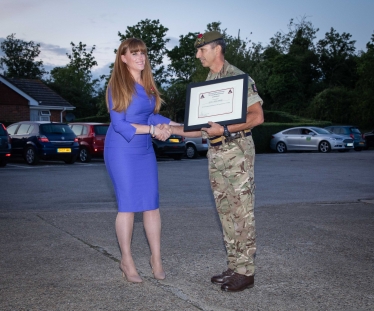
top-left (3, 18), bottom-right (373, 130)
top-left (47, 42), bottom-right (103, 118)
top-left (0, 33), bottom-right (47, 79)
top-left (307, 87), bottom-right (354, 124)
top-left (159, 82), bottom-right (186, 122)
top-left (118, 19), bottom-right (169, 86)
top-left (353, 34), bottom-right (374, 128)
top-left (316, 27), bottom-right (357, 88)
top-left (167, 32), bottom-right (198, 83)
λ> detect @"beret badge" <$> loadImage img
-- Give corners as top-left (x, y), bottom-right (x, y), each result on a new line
top-left (196, 33), bottom-right (205, 46)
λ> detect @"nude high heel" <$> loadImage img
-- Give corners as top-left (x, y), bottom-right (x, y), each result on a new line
top-left (150, 256), bottom-right (166, 280)
top-left (120, 266), bottom-right (143, 283)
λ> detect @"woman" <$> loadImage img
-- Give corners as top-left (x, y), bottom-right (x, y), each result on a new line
top-left (105, 38), bottom-right (177, 283)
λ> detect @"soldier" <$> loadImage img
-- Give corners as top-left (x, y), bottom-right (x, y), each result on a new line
top-left (169, 31), bottom-right (264, 292)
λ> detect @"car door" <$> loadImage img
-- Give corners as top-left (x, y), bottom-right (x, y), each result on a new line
top-left (282, 128), bottom-right (302, 150)
top-left (9, 123), bottom-right (31, 155)
top-left (298, 128), bottom-right (318, 150)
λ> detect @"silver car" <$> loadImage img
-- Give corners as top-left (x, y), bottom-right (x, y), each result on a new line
top-left (184, 137), bottom-right (208, 159)
top-left (270, 126), bottom-right (354, 153)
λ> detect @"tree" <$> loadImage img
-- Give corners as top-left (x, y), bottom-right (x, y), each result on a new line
top-left (353, 34), bottom-right (374, 128)
top-left (269, 17), bottom-right (319, 54)
top-left (118, 19), bottom-right (169, 86)
top-left (160, 82), bottom-right (186, 122)
top-left (0, 33), bottom-right (47, 79)
top-left (167, 32), bottom-right (198, 83)
top-left (316, 27), bottom-right (357, 88)
top-left (47, 42), bottom-right (103, 118)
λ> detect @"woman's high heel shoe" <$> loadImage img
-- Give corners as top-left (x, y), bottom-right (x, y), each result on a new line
top-left (120, 266), bottom-right (143, 283)
top-left (150, 256), bottom-right (166, 280)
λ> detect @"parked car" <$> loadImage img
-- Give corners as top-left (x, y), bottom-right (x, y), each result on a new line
top-left (152, 135), bottom-right (185, 160)
top-left (270, 126), bottom-right (354, 153)
top-left (0, 123), bottom-right (11, 167)
top-left (184, 136), bottom-right (208, 159)
top-left (6, 121), bottom-right (79, 165)
top-left (69, 122), bottom-right (109, 162)
top-left (363, 129), bottom-right (374, 149)
top-left (325, 125), bottom-right (366, 151)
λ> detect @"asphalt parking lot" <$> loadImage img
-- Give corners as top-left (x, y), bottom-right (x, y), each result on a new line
top-left (1, 151), bottom-right (373, 311)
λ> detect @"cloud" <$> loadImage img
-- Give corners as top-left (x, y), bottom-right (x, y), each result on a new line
top-left (39, 43), bottom-right (69, 57)
top-left (166, 36), bottom-right (180, 49)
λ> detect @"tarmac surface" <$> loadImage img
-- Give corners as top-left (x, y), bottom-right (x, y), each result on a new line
top-left (1, 152), bottom-right (374, 311)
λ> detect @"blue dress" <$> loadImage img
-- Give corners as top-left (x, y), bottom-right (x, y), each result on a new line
top-left (104, 84), bottom-right (170, 212)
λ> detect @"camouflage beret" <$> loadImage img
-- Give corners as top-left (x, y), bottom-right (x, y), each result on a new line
top-left (194, 31), bottom-right (223, 48)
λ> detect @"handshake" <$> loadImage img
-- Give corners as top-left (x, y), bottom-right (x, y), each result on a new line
top-left (153, 123), bottom-right (173, 141)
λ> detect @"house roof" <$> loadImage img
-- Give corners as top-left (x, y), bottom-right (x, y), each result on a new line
top-left (0, 75), bottom-right (75, 109)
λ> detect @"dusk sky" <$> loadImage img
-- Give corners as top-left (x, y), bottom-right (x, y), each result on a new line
top-left (1, 0), bottom-right (373, 78)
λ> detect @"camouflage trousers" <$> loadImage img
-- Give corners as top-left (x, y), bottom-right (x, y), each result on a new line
top-left (207, 135), bottom-right (256, 276)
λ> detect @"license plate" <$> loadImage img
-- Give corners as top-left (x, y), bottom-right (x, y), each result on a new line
top-left (359, 142), bottom-right (364, 145)
top-left (57, 148), bottom-right (71, 153)
top-left (169, 138), bottom-right (179, 143)
top-left (347, 143), bottom-right (353, 147)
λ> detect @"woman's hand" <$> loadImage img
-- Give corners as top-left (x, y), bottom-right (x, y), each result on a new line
top-left (154, 124), bottom-right (171, 141)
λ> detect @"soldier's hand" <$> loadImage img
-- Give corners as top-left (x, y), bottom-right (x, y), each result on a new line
top-left (202, 121), bottom-right (224, 137)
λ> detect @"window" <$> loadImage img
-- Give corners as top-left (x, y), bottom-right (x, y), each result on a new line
top-left (40, 124), bottom-right (73, 134)
top-left (283, 129), bottom-right (301, 135)
top-left (6, 124), bottom-right (18, 135)
top-left (71, 125), bottom-right (83, 135)
top-left (94, 125), bottom-right (109, 135)
top-left (17, 124), bottom-right (31, 135)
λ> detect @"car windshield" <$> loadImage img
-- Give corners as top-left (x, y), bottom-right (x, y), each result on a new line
top-left (40, 124), bottom-right (74, 134)
top-left (94, 125), bottom-right (109, 135)
top-left (310, 127), bottom-right (331, 134)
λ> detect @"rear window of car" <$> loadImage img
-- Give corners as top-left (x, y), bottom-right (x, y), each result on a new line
top-left (70, 125), bottom-right (84, 135)
top-left (40, 124), bottom-right (74, 134)
top-left (350, 128), bottom-right (361, 134)
top-left (94, 125), bottom-right (109, 135)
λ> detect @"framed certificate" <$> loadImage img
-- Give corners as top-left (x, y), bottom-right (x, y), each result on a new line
top-left (184, 74), bottom-right (248, 131)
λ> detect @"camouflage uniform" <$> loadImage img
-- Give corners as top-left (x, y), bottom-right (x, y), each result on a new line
top-left (205, 60), bottom-right (263, 276)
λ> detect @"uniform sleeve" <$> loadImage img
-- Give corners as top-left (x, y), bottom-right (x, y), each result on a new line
top-left (108, 93), bottom-right (137, 142)
top-left (148, 113), bottom-right (170, 125)
top-left (247, 76), bottom-right (263, 108)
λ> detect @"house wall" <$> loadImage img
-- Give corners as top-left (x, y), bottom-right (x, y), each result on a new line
top-left (0, 83), bottom-right (29, 123)
top-left (51, 110), bottom-right (66, 122)
top-left (0, 82), bottom-right (66, 124)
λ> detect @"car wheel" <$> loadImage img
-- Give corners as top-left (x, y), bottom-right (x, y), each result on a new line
top-left (319, 141), bottom-right (331, 153)
top-left (64, 155), bottom-right (77, 164)
top-left (79, 147), bottom-right (92, 162)
top-left (171, 154), bottom-right (182, 160)
top-left (186, 144), bottom-right (197, 159)
top-left (276, 142), bottom-right (287, 153)
top-left (0, 158), bottom-right (7, 167)
top-left (24, 146), bottom-right (39, 165)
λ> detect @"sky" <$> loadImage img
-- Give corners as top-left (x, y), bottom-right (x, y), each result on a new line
top-left (1, 0), bottom-right (373, 79)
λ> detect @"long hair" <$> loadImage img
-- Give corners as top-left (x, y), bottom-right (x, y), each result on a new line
top-left (106, 38), bottom-right (162, 113)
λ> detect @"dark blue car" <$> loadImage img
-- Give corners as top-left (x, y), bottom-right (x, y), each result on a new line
top-left (0, 123), bottom-right (11, 167)
top-left (325, 125), bottom-right (366, 151)
top-left (7, 121), bottom-right (79, 165)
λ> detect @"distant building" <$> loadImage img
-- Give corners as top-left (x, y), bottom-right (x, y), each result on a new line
top-left (0, 75), bottom-right (75, 123)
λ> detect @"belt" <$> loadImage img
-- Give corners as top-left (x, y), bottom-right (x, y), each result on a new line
top-left (209, 129), bottom-right (252, 147)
